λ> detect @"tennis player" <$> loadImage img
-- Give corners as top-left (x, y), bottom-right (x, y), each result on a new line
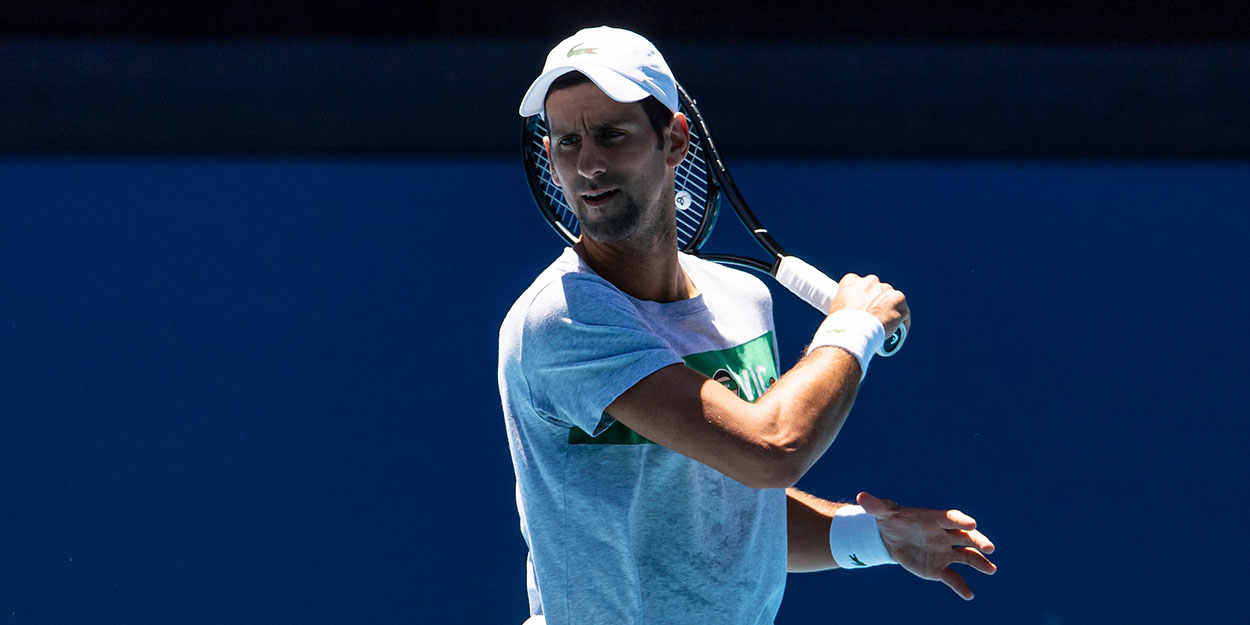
top-left (499, 26), bottom-right (996, 625)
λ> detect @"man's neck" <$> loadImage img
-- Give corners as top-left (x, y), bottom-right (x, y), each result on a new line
top-left (574, 237), bottom-right (698, 303)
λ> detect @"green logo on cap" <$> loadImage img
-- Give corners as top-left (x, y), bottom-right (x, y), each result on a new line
top-left (567, 43), bottom-right (598, 57)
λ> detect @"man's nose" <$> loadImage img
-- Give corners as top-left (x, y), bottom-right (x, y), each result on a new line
top-left (576, 142), bottom-right (607, 179)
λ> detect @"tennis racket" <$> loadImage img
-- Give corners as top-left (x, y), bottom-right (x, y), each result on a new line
top-left (520, 83), bottom-right (906, 356)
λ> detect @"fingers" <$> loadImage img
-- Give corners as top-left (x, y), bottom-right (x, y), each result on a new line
top-left (942, 508), bottom-right (978, 531)
top-left (937, 525), bottom-right (996, 574)
top-left (834, 273), bottom-right (908, 334)
top-left (942, 510), bottom-right (996, 554)
top-left (946, 525), bottom-right (995, 572)
top-left (961, 527), bottom-right (995, 554)
top-left (837, 274), bottom-right (901, 302)
top-left (944, 510), bottom-right (995, 556)
top-left (951, 546), bottom-right (998, 576)
top-left (896, 297), bottom-right (911, 331)
top-left (934, 547), bottom-right (995, 602)
top-left (938, 568), bottom-right (975, 601)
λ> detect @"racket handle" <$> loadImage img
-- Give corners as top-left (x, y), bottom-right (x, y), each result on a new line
top-left (774, 256), bottom-right (907, 357)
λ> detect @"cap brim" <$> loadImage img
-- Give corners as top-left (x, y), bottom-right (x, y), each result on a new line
top-left (518, 65), bottom-right (653, 117)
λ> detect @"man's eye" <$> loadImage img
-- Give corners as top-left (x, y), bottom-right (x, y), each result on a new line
top-left (557, 136), bottom-right (580, 147)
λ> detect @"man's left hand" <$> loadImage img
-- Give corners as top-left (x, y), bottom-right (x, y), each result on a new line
top-left (858, 491), bottom-right (997, 600)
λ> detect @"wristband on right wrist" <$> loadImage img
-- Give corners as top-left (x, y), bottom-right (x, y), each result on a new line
top-left (806, 309), bottom-right (886, 380)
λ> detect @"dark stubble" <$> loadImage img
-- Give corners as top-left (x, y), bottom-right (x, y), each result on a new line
top-left (573, 193), bottom-right (646, 243)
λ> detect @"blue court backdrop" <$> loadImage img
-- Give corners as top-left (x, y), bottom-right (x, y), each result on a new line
top-left (2, 156), bottom-right (1248, 623)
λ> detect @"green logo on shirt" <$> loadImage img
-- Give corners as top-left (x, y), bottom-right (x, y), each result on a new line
top-left (569, 332), bottom-right (779, 445)
top-left (683, 332), bottom-right (778, 402)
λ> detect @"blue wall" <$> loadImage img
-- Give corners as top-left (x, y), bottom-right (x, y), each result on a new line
top-left (2, 157), bottom-right (1247, 623)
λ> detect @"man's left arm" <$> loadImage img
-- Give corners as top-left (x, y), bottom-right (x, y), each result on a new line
top-left (786, 489), bottom-right (997, 600)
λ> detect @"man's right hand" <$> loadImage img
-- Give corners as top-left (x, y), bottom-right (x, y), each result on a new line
top-left (828, 273), bottom-right (910, 336)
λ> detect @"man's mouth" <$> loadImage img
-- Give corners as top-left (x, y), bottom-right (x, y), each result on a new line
top-left (581, 189), bottom-right (618, 207)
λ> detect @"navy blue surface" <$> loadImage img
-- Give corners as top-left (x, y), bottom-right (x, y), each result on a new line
top-left (2, 157), bottom-right (1247, 623)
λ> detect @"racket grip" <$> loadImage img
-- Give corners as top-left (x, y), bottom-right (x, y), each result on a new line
top-left (774, 256), bottom-right (906, 357)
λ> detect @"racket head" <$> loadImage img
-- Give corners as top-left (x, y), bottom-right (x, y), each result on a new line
top-left (520, 87), bottom-right (720, 252)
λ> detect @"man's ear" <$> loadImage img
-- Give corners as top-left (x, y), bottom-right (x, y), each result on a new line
top-left (666, 113), bottom-right (690, 167)
top-left (544, 135), bottom-right (561, 186)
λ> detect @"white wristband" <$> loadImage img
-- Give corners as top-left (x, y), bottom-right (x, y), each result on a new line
top-left (807, 309), bottom-right (886, 380)
top-left (829, 505), bottom-right (896, 569)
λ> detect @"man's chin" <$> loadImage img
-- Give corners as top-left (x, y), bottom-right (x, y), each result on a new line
top-left (574, 209), bottom-right (636, 244)
top-left (579, 227), bottom-right (630, 244)
top-left (579, 219), bottom-right (639, 244)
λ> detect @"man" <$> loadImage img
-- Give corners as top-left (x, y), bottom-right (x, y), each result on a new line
top-left (499, 26), bottom-right (995, 625)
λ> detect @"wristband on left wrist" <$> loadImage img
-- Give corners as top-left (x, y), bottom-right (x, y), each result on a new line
top-left (828, 504), bottom-right (896, 569)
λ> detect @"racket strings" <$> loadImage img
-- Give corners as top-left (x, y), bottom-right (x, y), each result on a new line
top-left (674, 123), bottom-right (713, 249)
top-left (526, 126), bottom-right (581, 239)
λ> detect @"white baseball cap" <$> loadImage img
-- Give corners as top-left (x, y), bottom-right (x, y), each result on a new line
top-left (518, 26), bottom-right (679, 118)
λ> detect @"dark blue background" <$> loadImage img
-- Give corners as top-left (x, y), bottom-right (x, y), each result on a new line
top-left (2, 157), bottom-right (1247, 623)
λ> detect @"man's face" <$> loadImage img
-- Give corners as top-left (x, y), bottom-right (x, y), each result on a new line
top-left (544, 82), bottom-right (678, 244)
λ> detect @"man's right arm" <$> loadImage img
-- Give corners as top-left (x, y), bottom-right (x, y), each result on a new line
top-left (606, 273), bottom-right (908, 489)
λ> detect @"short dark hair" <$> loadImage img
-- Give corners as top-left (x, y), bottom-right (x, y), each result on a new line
top-left (545, 71), bottom-right (674, 149)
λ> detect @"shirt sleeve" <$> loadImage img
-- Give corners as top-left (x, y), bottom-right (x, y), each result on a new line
top-left (519, 272), bottom-right (683, 436)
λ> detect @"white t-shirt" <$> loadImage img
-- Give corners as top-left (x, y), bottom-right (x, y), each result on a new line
top-left (498, 248), bottom-right (787, 625)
